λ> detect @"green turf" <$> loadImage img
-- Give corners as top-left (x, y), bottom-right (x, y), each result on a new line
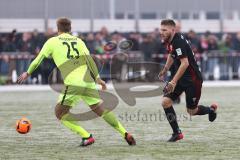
top-left (0, 87), bottom-right (239, 160)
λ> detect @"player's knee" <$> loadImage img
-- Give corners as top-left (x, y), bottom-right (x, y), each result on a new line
top-left (55, 104), bottom-right (70, 120)
top-left (161, 98), bottom-right (173, 108)
top-left (187, 108), bottom-right (198, 115)
top-left (90, 102), bottom-right (104, 117)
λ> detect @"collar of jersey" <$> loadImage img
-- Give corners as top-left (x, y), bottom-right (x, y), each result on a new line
top-left (170, 33), bottom-right (178, 44)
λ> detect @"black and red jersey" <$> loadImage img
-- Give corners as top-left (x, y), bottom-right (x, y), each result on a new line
top-left (166, 33), bottom-right (203, 85)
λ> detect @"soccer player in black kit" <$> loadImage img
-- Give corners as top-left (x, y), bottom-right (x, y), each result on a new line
top-left (159, 19), bottom-right (218, 142)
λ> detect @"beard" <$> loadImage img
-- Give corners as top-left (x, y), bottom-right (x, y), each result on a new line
top-left (161, 33), bottom-right (172, 43)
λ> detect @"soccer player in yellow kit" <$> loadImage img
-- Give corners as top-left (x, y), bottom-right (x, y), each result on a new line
top-left (17, 17), bottom-right (136, 146)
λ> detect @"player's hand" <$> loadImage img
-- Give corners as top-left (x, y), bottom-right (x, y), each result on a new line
top-left (158, 68), bottom-right (167, 81)
top-left (17, 72), bottom-right (29, 84)
top-left (163, 81), bottom-right (176, 94)
top-left (96, 78), bottom-right (107, 90)
top-left (158, 67), bottom-right (169, 81)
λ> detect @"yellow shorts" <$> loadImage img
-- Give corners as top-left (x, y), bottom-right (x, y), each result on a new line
top-left (58, 83), bottom-right (101, 107)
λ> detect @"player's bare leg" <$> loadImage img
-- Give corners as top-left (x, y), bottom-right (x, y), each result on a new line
top-left (55, 104), bottom-right (95, 147)
top-left (187, 104), bottom-right (218, 122)
top-left (162, 97), bottom-right (183, 142)
top-left (90, 102), bottom-right (136, 146)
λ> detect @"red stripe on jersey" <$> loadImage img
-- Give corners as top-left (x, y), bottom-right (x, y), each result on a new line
top-left (188, 63), bottom-right (197, 81)
top-left (166, 44), bottom-right (173, 54)
top-left (189, 63), bottom-right (202, 106)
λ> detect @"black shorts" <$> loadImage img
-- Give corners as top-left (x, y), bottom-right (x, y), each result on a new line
top-left (164, 79), bottom-right (202, 109)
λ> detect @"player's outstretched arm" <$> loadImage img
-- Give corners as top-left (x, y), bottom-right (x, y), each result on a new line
top-left (158, 54), bottom-right (174, 81)
top-left (17, 39), bottom-right (52, 84)
top-left (17, 54), bottom-right (45, 84)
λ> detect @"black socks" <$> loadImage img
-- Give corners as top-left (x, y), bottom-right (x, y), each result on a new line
top-left (195, 105), bottom-right (211, 115)
top-left (164, 106), bottom-right (180, 133)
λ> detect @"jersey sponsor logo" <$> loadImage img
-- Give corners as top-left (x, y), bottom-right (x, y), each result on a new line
top-left (59, 37), bottom-right (77, 41)
top-left (176, 48), bottom-right (182, 56)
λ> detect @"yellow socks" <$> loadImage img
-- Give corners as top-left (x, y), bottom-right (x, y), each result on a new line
top-left (61, 114), bottom-right (90, 138)
top-left (102, 110), bottom-right (127, 137)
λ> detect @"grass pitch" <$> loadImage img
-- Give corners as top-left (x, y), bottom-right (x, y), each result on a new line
top-left (0, 86), bottom-right (240, 160)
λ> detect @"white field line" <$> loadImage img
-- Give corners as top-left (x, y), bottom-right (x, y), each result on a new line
top-left (0, 80), bottom-right (240, 92)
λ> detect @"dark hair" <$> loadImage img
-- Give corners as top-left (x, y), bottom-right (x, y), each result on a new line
top-left (57, 17), bottom-right (71, 33)
top-left (161, 19), bottom-right (176, 27)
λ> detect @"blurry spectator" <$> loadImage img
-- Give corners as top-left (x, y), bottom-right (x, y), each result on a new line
top-left (2, 30), bottom-right (17, 52)
top-left (94, 31), bottom-right (111, 80)
top-left (204, 31), bottom-right (211, 38)
top-left (199, 35), bottom-right (209, 79)
top-left (186, 30), bottom-right (203, 53)
top-left (233, 32), bottom-right (240, 51)
top-left (85, 33), bottom-right (104, 79)
top-left (150, 30), bottom-right (165, 81)
top-left (0, 36), bottom-right (2, 74)
top-left (2, 26), bottom-right (240, 83)
top-left (150, 29), bottom-right (165, 56)
top-left (0, 35), bottom-right (3, 52)
top-left (128, 32), bottom-right (140, 51)
top-left (152, 36), bottom-right (166, 81)
top-left (94, 32), bottom-right (105, 54)
top-left (0, 35), bottom-right (9, 75)
top-left (140, 34), bottom-right (155, 61)
top-left (94, 32), bottom-right (109, 79)
top-left (85, 33), bottom-right (95, 54)
top-left (200, 35), bottom-right (209, 51)
top-left (111, 32), bottom-right (127, 81)
top-left (40, 28), bottom-right (56, 84)
top-left (140, 33), bottom-right (156, 81)
top-left (17, 32), bottom-right (35, 53)
top-left (2, 30), bottom-right (18, 82)
top-left (207, 34), bottom-right (219, 80)
top-left (153, 28), bottom-right (161, 41)
top-left (219, 34), bottom-right (234, 79)
top-left (207, 34), bottom-right (219, 50)
top-left (111, 31), bottom-right (126, 49)
top-left (232, 32), bottom-right (240, 79)
top-left (16, 32), bottom-right (35, 79)
top-left (29, 29), bottom-right (46, 83)
top-left (32, 29), bottom-right (45, 54)
top-left (100, 26), bottom-right (111, 42)
top-left (219, 34), bottom-right (233, 52)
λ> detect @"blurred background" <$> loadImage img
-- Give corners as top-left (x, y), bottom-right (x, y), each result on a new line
top-left (1, 0), bottom-right (240, 84)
